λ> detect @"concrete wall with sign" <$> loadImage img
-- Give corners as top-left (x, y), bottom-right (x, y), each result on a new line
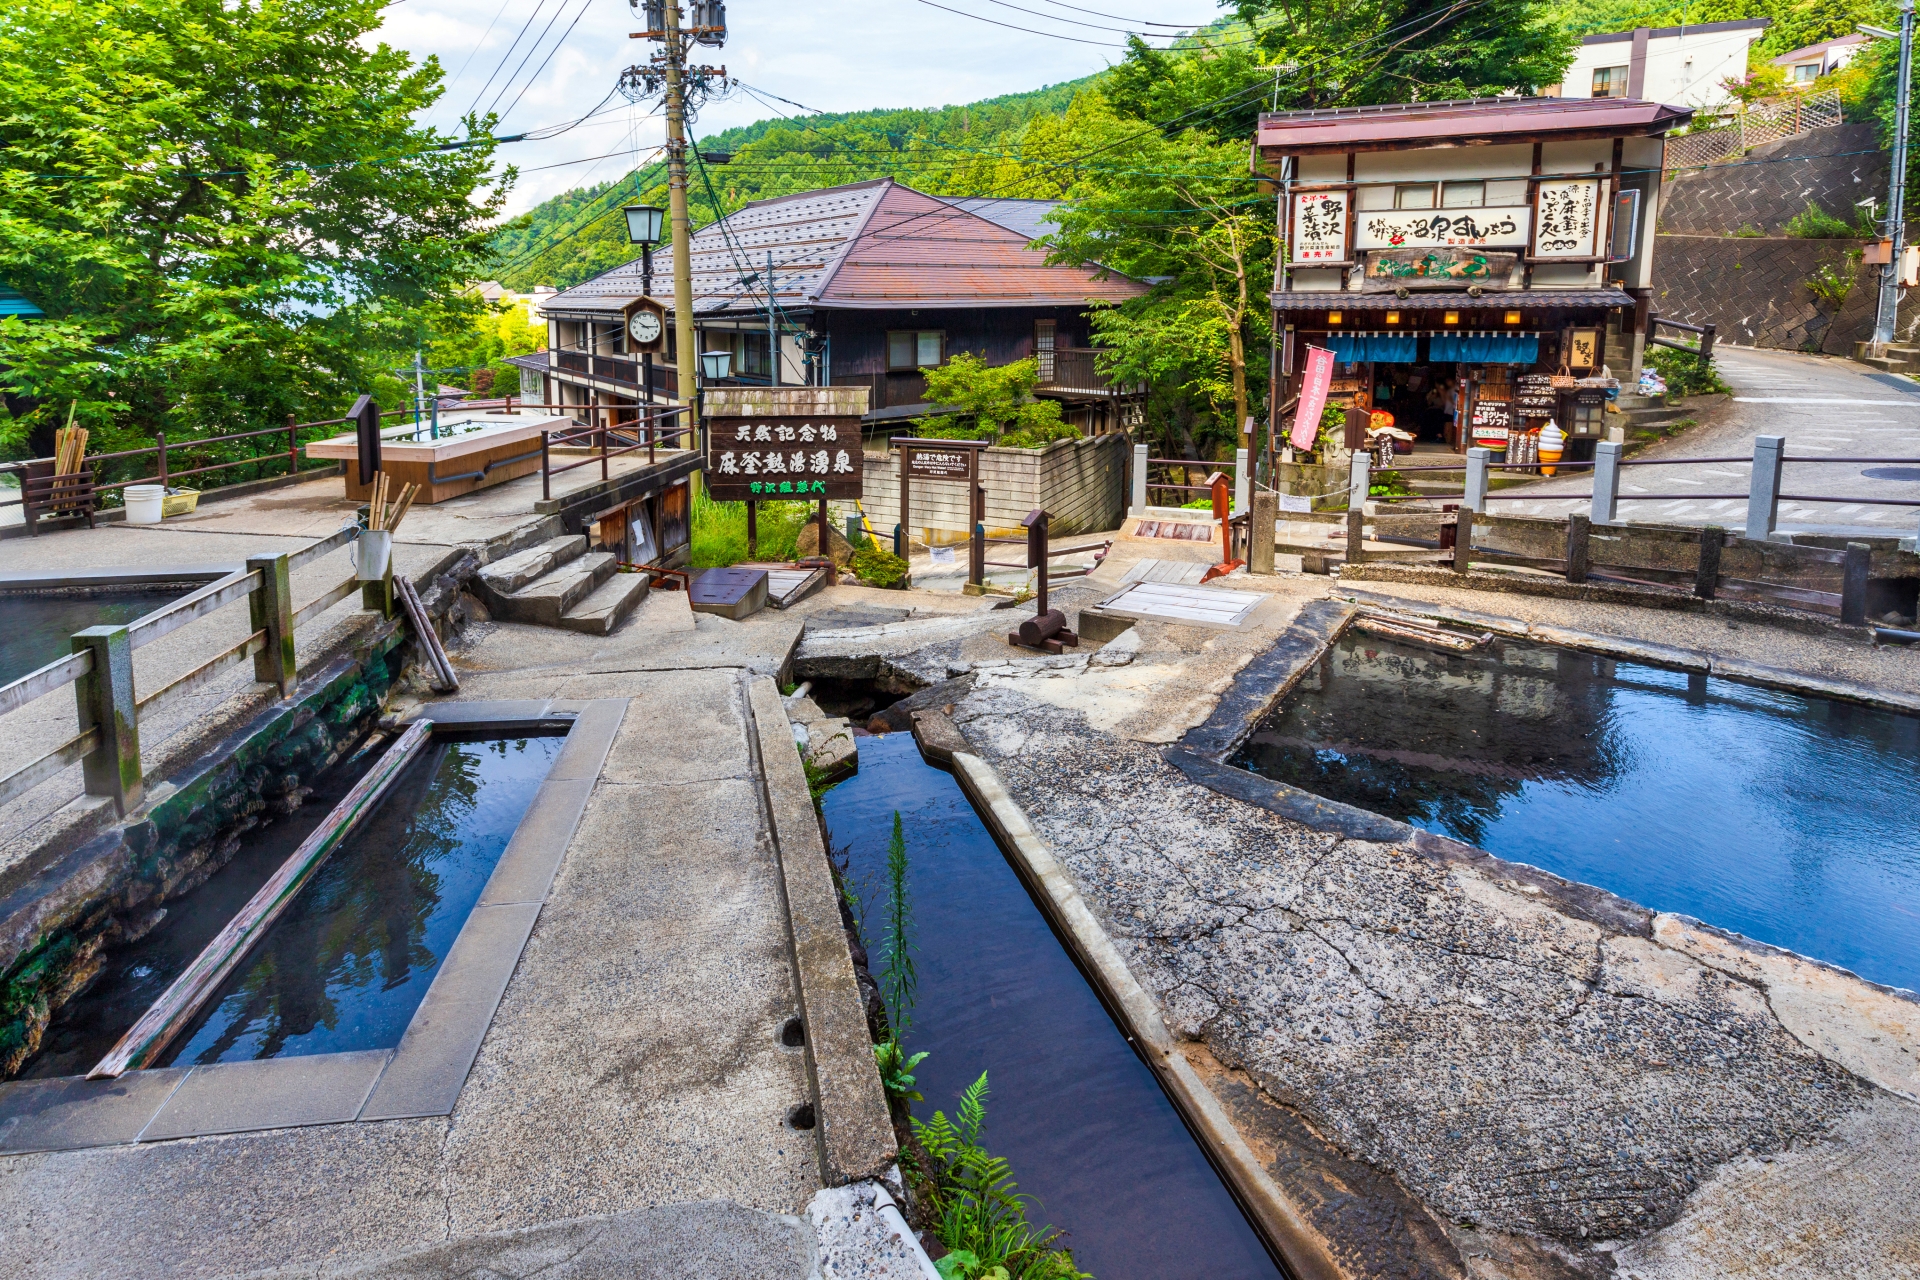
top-left (855, 433), bottom-right (1127, 542)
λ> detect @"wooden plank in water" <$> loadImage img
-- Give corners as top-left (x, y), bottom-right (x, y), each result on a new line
top-left (87, 719), bottom-right (436, 1079)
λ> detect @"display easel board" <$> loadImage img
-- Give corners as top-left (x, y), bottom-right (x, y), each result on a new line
top-left (742, 563), bottom-right (829, 609)
top-left (1094, 579), bottom-right (1265, 629)
top-left (689, 567), bottom-right (770, 620)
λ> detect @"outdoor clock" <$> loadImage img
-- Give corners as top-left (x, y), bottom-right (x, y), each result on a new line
top-left (628, 309), bottom-right (663, 346)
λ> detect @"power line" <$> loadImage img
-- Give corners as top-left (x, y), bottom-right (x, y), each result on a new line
top-left (465, 0), bottom-right (557, 120)
top-left (484, 0), bottom-right (591, 119)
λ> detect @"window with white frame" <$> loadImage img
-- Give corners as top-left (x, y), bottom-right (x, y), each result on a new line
top-left (887, 330), bottom-right (944, 370)
top-left (1441, 181), bottom-right (1485, 208)
top-left (1394, 184), bottom-right (1436, 210)
top-left (1592, 66), bottom-right (1629, 97)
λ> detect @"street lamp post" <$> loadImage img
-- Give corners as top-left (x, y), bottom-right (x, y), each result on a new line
top-left (624, 203), bottom-right (666, 419)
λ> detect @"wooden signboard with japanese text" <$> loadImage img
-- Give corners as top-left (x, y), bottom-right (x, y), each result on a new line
top-left (707, 417), bottom-right (863, 502)
top-left (903, 446), bottom-right (977, 481)
top-left (1362, 248), bottom-right (1517, 291)
top-left (1532, 179), bottom-right (1604, 260)
top-left (1289, 190), bottom-right (1350, 263)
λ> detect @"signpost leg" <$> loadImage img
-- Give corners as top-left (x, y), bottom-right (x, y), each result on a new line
top-left (817, 499), bottom-right (830, 572)
top-left (746, 501), bottom-right (757, 559)
top-left (969, 482), bottom-right (985, 589)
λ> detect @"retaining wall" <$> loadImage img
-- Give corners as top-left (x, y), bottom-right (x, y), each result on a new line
top-left (1652, 233), bottom-right (1874, 354)
top-left (856, 432), bottom-right (1127, 539)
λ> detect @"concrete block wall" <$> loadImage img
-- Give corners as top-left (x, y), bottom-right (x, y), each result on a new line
top-left (1652, 233), bottom-right (1873, 354)
top-left (854, 433), bottom-right (1127, 541)
top-left (1658, 123), bottom-right (1886, 237)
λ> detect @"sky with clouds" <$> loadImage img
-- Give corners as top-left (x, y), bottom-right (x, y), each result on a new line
top-left (374, 0), bottom-right (1229, 215)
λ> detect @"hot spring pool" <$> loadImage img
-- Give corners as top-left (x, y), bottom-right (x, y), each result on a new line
top-left (1229, 631), bottom-right (1920, 992)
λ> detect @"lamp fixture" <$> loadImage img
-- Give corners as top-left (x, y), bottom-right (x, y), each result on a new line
top-left (1504, 311), bottom-right (1522, 325)
top-left (1443, 311), bottom-right (1460, 325)
top-left (1385, 311), bottom-right (1401, 324)
top-left (623, 204), bottom-right (665, 247)
top-left (1327, 311), bottom-right (1343, 324)
top-left (700, 349), bottom-right (734, 382)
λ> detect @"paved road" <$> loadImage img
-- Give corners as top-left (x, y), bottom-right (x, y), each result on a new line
top-left (1498, 345), bottom-right (1920, 539)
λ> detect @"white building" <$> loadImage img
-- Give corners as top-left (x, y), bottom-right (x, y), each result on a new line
top-left (1545, 19), bottom-right (1770, 113)
top-left (1772, 33), bottom-right (1873, 85)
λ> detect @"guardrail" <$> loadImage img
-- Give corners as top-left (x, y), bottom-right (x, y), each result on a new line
top-left (1131, 444), bottom-right (1252, 515)
top-left (539, 404), bottom-right (693, 501)
top-left (1648, 315), bottom-right (1716, 364)
top-left (0, 520), bottom-right (383, 817)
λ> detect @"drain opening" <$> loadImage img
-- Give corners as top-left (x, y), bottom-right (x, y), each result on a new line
top-left (781, 1015), bottom-right (806, 1048)
top-left (786, 1101), bottom-right (817, 1131)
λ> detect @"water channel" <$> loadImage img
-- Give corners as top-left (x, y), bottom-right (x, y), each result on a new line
top-left (824, 732), bottom-right (1282, 1280)
top-left (1229, 632), bottom-right (1920, 992)
top-left (22, 730), bottom-right (561, 1077)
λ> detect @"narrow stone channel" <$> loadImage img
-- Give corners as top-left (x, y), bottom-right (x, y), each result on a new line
top-left (824, 731), bottom-right (1283, 1280)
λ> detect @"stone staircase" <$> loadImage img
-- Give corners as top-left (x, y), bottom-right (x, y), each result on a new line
top-left (1856, 342), bottom-right (1920, 375)
top-left (476, 534), bottom-right (649, 635)
top-left (1613, 392), bottom-right (1694, 438)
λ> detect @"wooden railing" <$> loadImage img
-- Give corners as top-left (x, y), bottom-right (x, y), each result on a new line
top-left (540, 405), bottom-right (694, 501)
top-left (0, 521), bottom-right (383, 817)
top-left (543, 348), bottom-right (678, 399)
top-left (1037, 348), bottom-right (1143, 398)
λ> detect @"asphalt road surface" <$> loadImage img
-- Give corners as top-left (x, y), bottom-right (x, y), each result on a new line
top-left (1497, 346), bottom-right (1920, 540)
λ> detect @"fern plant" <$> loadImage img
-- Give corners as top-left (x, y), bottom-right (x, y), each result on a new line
top-left (915, 1073), bottom-right (1090, 1280)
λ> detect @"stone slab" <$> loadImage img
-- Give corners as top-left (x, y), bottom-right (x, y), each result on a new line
top-left (594, 668), bottom-right (751, 786)
top-left (0, 1068), bottom-right (186, 1155)
top-left (545, 698), bottom-right (627, 781)
top-left (358, 902), bottom-right (543, 1122)
top-left (141, 1049), bottom-right (392, 1141)
top-left (479, 776), bottom-right (596, 906)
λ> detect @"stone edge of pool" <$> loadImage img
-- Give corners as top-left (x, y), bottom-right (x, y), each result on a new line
top-left (0, 699), bottom-right (617, 1155)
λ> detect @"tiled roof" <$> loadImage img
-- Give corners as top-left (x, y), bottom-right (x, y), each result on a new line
top-left (542, 179), bottom-right (1142, 318)
top-left (1257, 96), bottom-right (1693, 152)
top-left (944, 196), bottom-right (1062, 243)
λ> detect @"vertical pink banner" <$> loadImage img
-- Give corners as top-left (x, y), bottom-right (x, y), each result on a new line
top-left (1290, 345), bottom-right (1334, 450)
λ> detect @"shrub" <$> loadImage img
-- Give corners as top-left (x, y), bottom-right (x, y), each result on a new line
top-left (852, 541), bottom-right (910, 588)
top-left (911, 354), bottom-right (1081, 450)
top-left (1646, 345), bottom-right (1730, 398)
top-left (1808, 248), bottom-right (1865, 309)
top-left (689, 486), bottom-right (813, 567)
top-left (1785, 202), bottom-right (1858, 239)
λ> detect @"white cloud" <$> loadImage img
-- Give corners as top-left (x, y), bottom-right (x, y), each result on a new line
top-left (375, 0), bottom-right (1222, 215)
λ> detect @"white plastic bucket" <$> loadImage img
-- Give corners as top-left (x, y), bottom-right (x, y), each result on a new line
top-left (125, 484), bottom-right (165, 525)
top-left (354, 529), bottom-right (392, 581)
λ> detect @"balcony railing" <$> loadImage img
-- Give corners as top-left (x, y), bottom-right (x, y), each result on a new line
top-left (1037, 348), bottom-right (1143, 399)
top-left (545, 349), bottom-right (678, 399)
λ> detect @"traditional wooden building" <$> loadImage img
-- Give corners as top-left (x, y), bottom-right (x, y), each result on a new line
top-left (515, 178), bottom-right (1148, 436)
top-left (1259, 96), bottom-right (1692, 460)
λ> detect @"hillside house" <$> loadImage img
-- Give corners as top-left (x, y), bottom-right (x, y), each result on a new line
top-left (1544, 20), bottom-right (1770, 112)
top-left (512, 178), bottom-right (1149, 438)
top-left (1260, 95), bottom-right (1692, 460)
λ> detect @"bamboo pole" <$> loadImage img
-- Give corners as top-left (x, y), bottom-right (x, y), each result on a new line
top-left (87, 718), bottom-right (436, 1078)
top-left (396, 575), bottom-right (458, 692)
top-left (386, 482), bottom-right (418, 536)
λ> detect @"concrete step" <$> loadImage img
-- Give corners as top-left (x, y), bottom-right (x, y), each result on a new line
top-left (1614, 394), bottom-right (1662, 411)
top-left (1623, 406), bottom-right (1692, 426)
top-left (479, 535), bottom-right (588, 598)
top-left (496, 551), bottom-right (617, 626)
top-left (557, 571), bottom-right (650, 635)
top-left (1861, 355), bottom-right (1911, 374)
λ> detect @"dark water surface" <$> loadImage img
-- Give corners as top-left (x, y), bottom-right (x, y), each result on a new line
top-left (160, 733), bottom-right (562, 1066)
top-left (0, 590), bottom-right (185, 685)
top-left (823, 732), bottom-right (1281, 1280)
top-left (1230, 633), bottom-right (1920, 992)
top-left (21, 732), bottom-right (560, 1077)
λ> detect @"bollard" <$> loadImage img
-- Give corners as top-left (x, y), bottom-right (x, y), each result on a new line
top-left (248, 553), bottom-right (297, 698)
top-left (1346, 453), bottom-right (1369, 566)
top-left (1249, 490), bottom-right (1276, 575)
top-left (845, 514), bottom-right (865, 551)
top-left (1234, 447), bottom-right (1250, 516)
top-left (1841, 542), bottom-right (1871, 625)
top-left (1453, 508), bottom-right (1475, 574)
top-left (1131, 442), bottom-right (1148, 513)
top-left (1464, 447), bottom-right (1490, 513)
top-left (1747, 435), bottom-right (1785, 541)
top-left (1590, 439), bottom-right (1623, 525)
top-left (72, 625), bottom-right (141, 815)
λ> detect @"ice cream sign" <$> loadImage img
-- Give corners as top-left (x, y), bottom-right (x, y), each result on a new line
top-left (1357, 208), bottom-right (1530, 250)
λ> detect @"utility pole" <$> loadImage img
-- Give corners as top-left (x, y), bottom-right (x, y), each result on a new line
top-left (661, 1), bottom-right (698, 407)
top-left (766, 249), bottom-right (779, 387)
top-left (1874, 0), bottom-right (1916, 351)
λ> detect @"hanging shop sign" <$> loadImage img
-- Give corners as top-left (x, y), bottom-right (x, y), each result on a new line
top-left (1568, 328), bottom-right (1601, 371)
top-left (1289, 191), bottom-right (1350, 262)
top-left (708, 417), bottom-right (864, 502)
top-left (1361, 247), bottom-right (1518, 291)
top-left (1533, 179), bottom-right (1604, 259)
top-left (1513, 373), bottom-right (1558, 414)
top-left (1357, 208), bottom-right (1529, 251)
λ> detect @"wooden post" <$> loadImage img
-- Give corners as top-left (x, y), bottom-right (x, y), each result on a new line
top-left (970, 481), bottom-right (985, 588)
top-left (1024, 507), bottom-right (1049, 617)
top-left (286, 413), bottom-right (299, 477)
top-left (541, 430), bottom-right (551, 502)
top-left (156, 431), bottom-right (168, 492)
top-left (1249, 490), bottom-right (1276, 575)
top-left (1694, 526), bottom-right (1723, 599)
top-left (1841, 541), bottom-right (1871, 625)
top-left (896, 444), bottom-right (911, 559)
top-left (1565, 513), bottom-right (1591, 584)
top-left (746, 501), bottom-right (758, 559)
top-left (599, 413), bottom-right (609, 481)
top-left (248, 553), bottom-right (297, 698)
top-left (1453, 509), bottom-right (1474, 574)
top-left (72, 625), bottom-right (141, 816)
top-left (817, 498), bottom-right (830, 572)
top-left (1211, 472), bottom-right (1232, 564)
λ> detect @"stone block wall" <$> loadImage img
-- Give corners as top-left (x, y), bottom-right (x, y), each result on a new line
top-left (1660, 123), bottom-right (1887, 237)
top-left (856, 432), bottom-right (1127, 540)
top-left (1652, 233), bottom-right (1871, 353)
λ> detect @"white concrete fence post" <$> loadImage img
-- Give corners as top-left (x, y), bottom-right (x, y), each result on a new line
top-left (1747, 434), bottom-right (1785, 541)
top-left (1233, 447), bottom-right (1250, 516)
top-left (1349, 451), bottom-right (1371, 509)
top-left (1131, 442), bottom-right (1148, 514)
top-left (1464, 447), bottom-right (1491, 513)
top-left (1590, 439), bottom-right (1623, 526)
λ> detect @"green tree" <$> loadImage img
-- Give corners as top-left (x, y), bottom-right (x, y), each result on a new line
top-left (0, 0), bottom-right (507, 458)
top-left (912, 354), bottom-right (1076, 447)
